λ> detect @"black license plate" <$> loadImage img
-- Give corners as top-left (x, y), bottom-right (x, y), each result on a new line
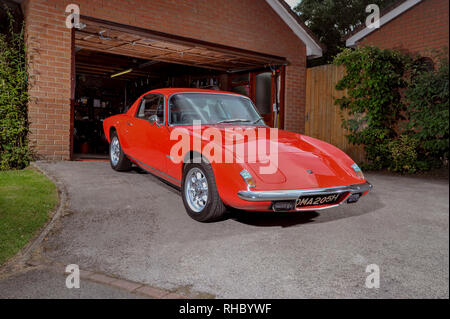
top-left (296, 193), bottom-right (342, 208)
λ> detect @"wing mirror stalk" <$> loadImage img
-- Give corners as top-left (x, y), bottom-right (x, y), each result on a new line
top-left (148, 115), bottom-right (162, 127)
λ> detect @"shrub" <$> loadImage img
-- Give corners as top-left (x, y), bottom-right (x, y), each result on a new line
top-left (387, 135), bottom-right (419, 173)
top-left (333, 46), bottom-right (410, 170)
top-left (0, 7), bottom-right (30, 170)
top-left (405, 56), bottom-right (449, 168)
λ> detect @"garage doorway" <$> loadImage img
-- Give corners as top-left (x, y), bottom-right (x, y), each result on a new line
top-left (229, 67), bottom-right (285, 127)
top-left (72, 16), bottom-right (287, 159)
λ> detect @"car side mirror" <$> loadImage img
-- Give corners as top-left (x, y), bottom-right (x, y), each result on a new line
top-left (148, 114), bottom-right (161, 127)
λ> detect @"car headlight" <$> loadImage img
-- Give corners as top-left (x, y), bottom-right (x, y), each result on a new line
top-left (240, 169), bottom-right (256, 188)
top-left (351, 163), bottom-right (365, 179)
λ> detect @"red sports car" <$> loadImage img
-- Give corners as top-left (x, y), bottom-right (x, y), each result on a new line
top-left (103, 88), bottom-right (372, 222)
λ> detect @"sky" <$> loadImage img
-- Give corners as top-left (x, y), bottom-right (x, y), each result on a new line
top-left (284, 0), bottom-right (300, 8)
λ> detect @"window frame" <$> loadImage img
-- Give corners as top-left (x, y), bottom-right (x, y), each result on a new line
top-left (134, 93), bottom-right (166, 125)
top-left (167, 92), bottom-right (264, 127)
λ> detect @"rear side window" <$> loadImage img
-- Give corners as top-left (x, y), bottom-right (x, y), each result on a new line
top-left (136, 94), bottom-right (164, 123)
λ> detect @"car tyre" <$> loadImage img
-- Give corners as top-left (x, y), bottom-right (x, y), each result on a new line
top-left (182, 163), bottom-right (226, 222)
top-left (109, 132), bottom-right (132, 171)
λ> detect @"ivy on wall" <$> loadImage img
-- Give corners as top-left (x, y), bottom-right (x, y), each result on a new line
top-left (405, 55), bottom-right (449, 170)
top-left (334, 46), bottom-right (449, 173)
top-left (333, 46), bottom-right (410, 170)
top-left (0, 7), bottom-right (30, 170)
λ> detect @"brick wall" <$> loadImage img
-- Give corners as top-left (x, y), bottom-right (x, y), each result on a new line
top-left (358, 0), bottom-right (449, 57)
top-left (22, 0), bottom-right (308, 160)
top-left (23, 0), bottom-right (73, 160)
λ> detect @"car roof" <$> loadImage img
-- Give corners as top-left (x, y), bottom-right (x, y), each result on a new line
top-left (145, 88), bottom-right (244, 97)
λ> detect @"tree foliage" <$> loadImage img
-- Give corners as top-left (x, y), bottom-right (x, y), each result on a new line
top-left (294, 0), bottom-right (397, 64)
top-left (0, 6), bottom-right (30, 170)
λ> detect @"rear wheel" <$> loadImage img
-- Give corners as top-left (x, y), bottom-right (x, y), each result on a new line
top-left (109, 132), bottom-right (132, 171)
top-left (181, 163), bottom-right (226, 222)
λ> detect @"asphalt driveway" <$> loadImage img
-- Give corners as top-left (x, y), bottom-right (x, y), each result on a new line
top-left (15, 161), bottom-right (450, 298)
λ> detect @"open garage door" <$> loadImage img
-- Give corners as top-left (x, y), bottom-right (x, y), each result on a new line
top-left (72, 16), bottom-right (287, 159)
top-left (75, 16), bottom-right (288, 72)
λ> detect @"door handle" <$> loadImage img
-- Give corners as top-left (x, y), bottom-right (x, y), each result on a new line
top-left (126, 122), bottom-right (133, 126)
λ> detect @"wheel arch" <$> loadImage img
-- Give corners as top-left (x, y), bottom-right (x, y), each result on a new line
top-left (181, 150), bottom-right (246, 208)
top-left (109, 126), bottom-right (117, 140)
top-left (182, 150), bottom-right (211, 170)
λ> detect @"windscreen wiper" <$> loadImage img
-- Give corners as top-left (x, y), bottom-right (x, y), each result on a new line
top-left (252, 117), bottom-right (264, 124)
top-left (216, 119), bottom-right (251, 124)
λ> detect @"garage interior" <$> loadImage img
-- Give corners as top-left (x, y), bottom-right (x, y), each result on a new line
top-left (73, 16), bottom-right (287, 159)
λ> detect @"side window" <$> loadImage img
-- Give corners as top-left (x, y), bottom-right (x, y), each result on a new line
top-left (136, 94), bottom-right (164, 123)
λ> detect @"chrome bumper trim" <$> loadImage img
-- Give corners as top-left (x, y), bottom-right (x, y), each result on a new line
top-left (237, 182), bottom-right (372, 202)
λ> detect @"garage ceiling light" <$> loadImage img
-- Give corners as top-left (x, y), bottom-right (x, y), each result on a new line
top-left (111, 68), bottom-right (132, 78)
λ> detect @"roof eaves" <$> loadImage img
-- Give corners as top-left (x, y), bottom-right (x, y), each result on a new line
top-left (345, 0), bottom-right (422, 47)
top-left (265, 0), bottom-right (324, 58)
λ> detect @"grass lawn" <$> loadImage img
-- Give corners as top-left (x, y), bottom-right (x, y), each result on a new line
top-left (0, 168), bottom-right (58, 265)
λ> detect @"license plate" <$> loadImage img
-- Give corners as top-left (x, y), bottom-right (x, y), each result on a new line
top-left (296, 193), bottom-right (342, 208)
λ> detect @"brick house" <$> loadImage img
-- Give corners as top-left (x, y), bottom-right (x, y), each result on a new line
top-left (13, 0), bottom-right (323, 160)
top-left (346, 0), bottom-right (449, 57)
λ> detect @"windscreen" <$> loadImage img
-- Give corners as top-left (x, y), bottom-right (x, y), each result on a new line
top-left (169, 93), bottom-right (264, 125)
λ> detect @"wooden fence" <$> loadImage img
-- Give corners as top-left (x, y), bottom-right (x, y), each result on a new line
top-left (305, 64), bottom-right (365, 163)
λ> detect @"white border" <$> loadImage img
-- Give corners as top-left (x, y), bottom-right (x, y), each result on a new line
top-left (346, 0), bottom-right (422, 47)
top-left (265, 0), bottom-right (323, 58)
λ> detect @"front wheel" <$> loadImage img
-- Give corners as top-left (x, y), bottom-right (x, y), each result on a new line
top-left (181, 163), bottom-right (226, 222)
top-left (109, 132), bottom-right (132, 171)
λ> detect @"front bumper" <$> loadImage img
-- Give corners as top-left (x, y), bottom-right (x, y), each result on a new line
top-left (237, 182), bottom-right (372, 202)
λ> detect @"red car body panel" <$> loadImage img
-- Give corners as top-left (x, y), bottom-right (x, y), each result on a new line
top-left (103, 88), bottom-right (371, 212)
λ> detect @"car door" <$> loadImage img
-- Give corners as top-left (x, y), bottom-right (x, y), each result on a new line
top-left (130, 93), bottom-right (168, 174)
top-left (117, 98), bottom-right (140, 157)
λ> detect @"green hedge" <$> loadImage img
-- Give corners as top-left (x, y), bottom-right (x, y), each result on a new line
top-left (334, 46), bottom-right (449, 173)
top-left (0, 7), bottom-right (30, 170)
top-left (405, 56), bottom-right (449, 170)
